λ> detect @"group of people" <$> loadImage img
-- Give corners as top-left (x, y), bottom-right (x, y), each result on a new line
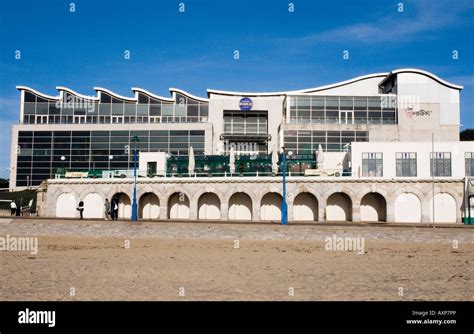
top-left (75, 198), bottom-right (119, 220)
top-left (104, 198), bottom-right (119, 220)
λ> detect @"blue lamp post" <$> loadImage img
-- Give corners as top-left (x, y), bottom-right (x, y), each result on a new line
top-left (281, 147), bottom-right (288, 225)
top-left (131, 136), bottom-right (140, 222)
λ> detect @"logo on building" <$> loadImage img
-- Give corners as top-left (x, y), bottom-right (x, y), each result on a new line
top-left (239, 97), bottom-right (253, 111)
top-left (405, 107), bottom-right (432, 118)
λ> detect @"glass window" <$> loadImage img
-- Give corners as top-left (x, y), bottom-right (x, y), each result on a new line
top-left (354, 98), bottom-right (367, 110)
top-left (175, 105), bottom-right (186, 117)
top-left (188, 105), bottom-right (199, 117)
top-left (175, 94), bottom-right (187, 106)
top-left (24, 92), bottom-right (36, 103)
top-left (311, 97), bottom-right (324, 110)
top-left (136, 104), bottom-right (148, 116)
top-left (340, 98), bottom-right (353, 110)
top-left (150, 104), bottom-right (161, 116)
top-left (36, 103), bottom-right (48, 115)
top-left (99, 103), bottom-right (111, 115)
top-left (297, 97), bottom-right (310, 109)
top-left (200, 104), bottom-right (209, 117)
top-left (466, 152), bottom-right (474, 176)
top-left (368, 97), bottom-right (382, 110)
top-left (396, 152), bottom-right (417, 177)
top-left (100, 93), bottom-right (112, 103)
top-left (24, 103), bottom-right (36, 114)
top-left (162, 104), bottom-right (174, 116)
top-left (362, 152), bottom-right (383, 177)
top-left (138, 93), bottom-right (149, 104)
top-left (125, 104), bottom-right (137, 116)
top-left (326, 97), bottom-right (339, 110)
top-left (112, 103), bottom-right (124, 115)
top-left (430, 152), bottom-right (451, 177)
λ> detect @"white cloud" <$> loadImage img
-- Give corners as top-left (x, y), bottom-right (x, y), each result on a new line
top-left (276, 0), bottom-right (474, 48)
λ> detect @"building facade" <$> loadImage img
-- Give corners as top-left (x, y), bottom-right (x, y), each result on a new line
top-left (9, 68), bottom-right (473, 223)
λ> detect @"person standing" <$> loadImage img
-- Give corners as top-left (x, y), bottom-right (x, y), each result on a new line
top-left (104, 198), bottom-right (110, 220)
top-left (77, 200), bottom-right (84, 219)
top-left (10, 200), bottom-right (17, 216)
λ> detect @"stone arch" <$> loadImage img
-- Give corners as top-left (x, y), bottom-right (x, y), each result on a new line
top-left (360, 192), bottom-right (387, 222)
top-left (198, 192), bottom-right (221, 220)
top-left (326, 192), bottom-right (352, 221)
top-left (394, 192), bottom-right (422, 223)
top-left (356, 186), bottom-right (389, 204)
top-left (228, 192), bottom-right (253, 220)
top-left (260, 192), bottom-right (283, 221)
top-left (430, 192), bottom-right (457, 223)
top-left (139, 192), bottom-right (160, 219)
top-left (293, 192), bottom-right (318, 221)
top-left (55, 193), bottom-right (77, 218)
top-left (111, 192), bottom-right (132, 219)
top-left (83, 192), bottom-right (104, 219)
top-left (168, 192), bottom-right (190, 219)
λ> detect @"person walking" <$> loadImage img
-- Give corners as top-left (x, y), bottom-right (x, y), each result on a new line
top-left (10, 200), bottom-right (17, 216)
top-left (111, 198), bottom-right (119, 220)
top-left (104, 198), bottom-right (110, 220)
top-left (77, 200), bottom-right (84, 220)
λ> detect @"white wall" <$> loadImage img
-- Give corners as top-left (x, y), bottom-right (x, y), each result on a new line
top-left (394, 193), bottom-right (422, 222)
top-left (209, 95), bottom-right (284, 154)
top-left (351, 141), bottom-right (474, 179)
top-left (139, 152), bottom-right (167, 177)
top-left (55, 193), bottom-right (77, 218)
top-left (83, 193), bottom-right (103, 218)
top-left (429, 193), bottom-right (457, 223)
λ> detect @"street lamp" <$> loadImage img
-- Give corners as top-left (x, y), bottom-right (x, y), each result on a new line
top-left (281, 147), bottom-right (288, 225)
top-left (60, 156), bottom-right (66, 178)
top-left (131, 136), bottom-right (140, 221)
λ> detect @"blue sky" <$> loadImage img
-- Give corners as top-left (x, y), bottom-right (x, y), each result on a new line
top-left (0, 0), bottom-right (473, 178)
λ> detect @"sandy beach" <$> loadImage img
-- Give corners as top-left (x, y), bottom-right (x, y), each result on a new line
top-left (0, 218), bottom-right (473, 301)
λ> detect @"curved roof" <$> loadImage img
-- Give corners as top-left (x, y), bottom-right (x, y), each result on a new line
top-left (131, 87), bottom-right (174, 102)
top-left (56, 86), bottom-right (99, 100)
top-left (206, 68), bottom-right (463, 96)
top-left (93, 87), bottom-right (136, 102)
top-left (16, 86), bottom-right (59, 100)
top-left (379, 68), bottom-right (463, 90)
top-left (299, 72), bottom-right (388, 93)
top-left (170, 88), bottom-right (209, 102)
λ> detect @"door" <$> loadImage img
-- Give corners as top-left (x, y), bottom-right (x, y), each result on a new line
top-left (339, 111), bottom-right (354, 124)
top-left (147, 162), bottom-right (157, 177)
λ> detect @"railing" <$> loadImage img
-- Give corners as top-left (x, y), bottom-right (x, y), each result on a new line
top-left (21, 114), bottom-right (208, 125)
top-left (288, 117), bottom-right (397, 125)
top-left (53, 170), bottom-right (353, 179)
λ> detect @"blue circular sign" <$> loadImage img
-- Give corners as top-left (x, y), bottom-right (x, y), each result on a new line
top-left (239, 97), bottom-right (253, 111)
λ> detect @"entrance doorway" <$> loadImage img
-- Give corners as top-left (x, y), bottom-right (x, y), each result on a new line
top-left (339, 111), bottom-right (353, 124)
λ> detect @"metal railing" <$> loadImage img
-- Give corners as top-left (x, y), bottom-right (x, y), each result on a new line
top-left (289, 116), bottom-right (396, 125)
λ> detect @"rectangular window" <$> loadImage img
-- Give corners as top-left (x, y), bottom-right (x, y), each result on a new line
top-left (430, 152), bottom-right (451, 177)
top-left (362, 152), bottom-right (383, 177)
top-left (465, 152), bottom-right (474, 176)
top-left (396, 152), bottom-right (417, 177)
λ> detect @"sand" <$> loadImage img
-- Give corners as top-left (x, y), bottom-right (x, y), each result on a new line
top-left (0, 219), bottom-right (473, 301)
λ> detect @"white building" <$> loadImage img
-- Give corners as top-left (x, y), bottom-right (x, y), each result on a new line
top-left (10, 68), bottom-right (473, 223)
